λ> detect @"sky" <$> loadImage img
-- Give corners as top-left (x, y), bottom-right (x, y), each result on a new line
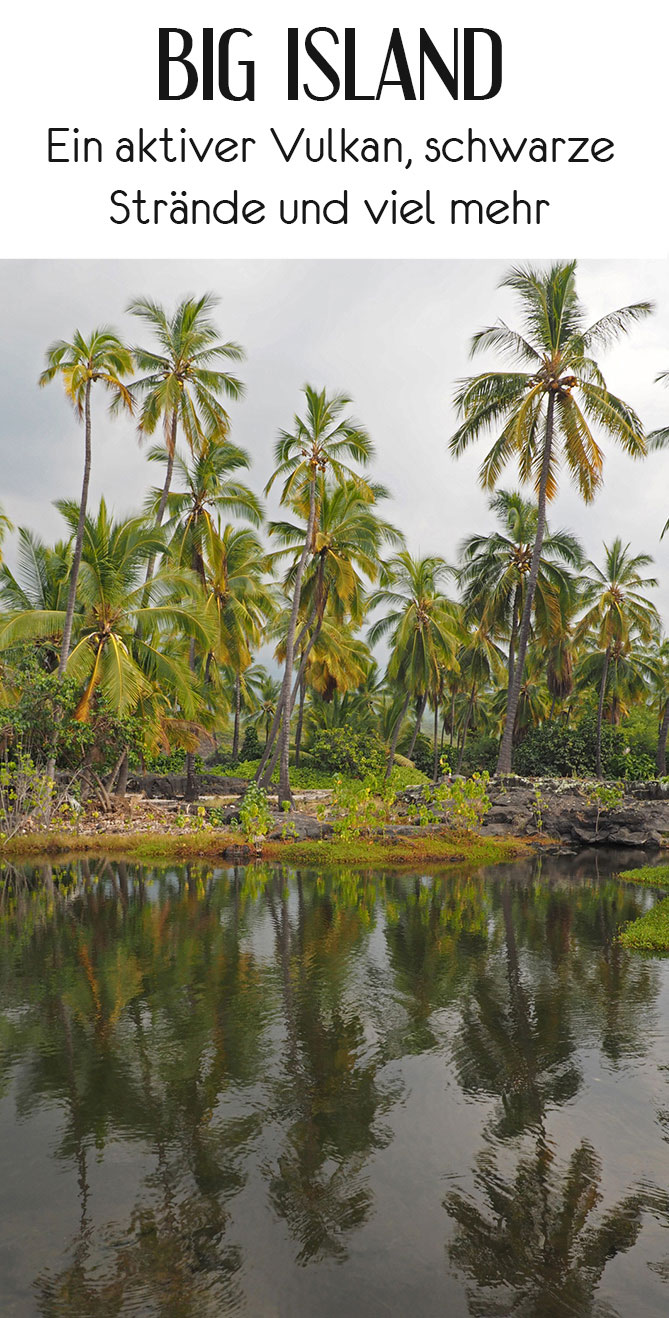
top-left (2, 258), bottom-right (669, 620)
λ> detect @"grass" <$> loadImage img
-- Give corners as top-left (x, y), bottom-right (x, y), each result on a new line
top-left (263, 834), bottom-right (529, 867)
top-left (201, 760), bottom-right (430, 791)
top-left (618, 897), bottom-right (669, 952)
top-left (618, 864), bottom-right (669, 888)
top-left (0, 828), bottom-right (529, 869)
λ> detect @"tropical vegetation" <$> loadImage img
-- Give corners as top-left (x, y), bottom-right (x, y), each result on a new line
top-left (2, 266), bottom-right (668, 812)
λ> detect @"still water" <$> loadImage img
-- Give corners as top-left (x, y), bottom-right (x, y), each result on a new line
top-left (1, 854), bottom-right (669, 1316)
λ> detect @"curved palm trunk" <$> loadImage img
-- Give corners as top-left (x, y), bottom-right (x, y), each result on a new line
top-left (496, 394), bottom-right (555, 776)
top-left (406, 692), bottom-right (427, 761)
top-left (295, 669), bottom-right (306, 767)
top-left (261, 606), bottom-right (327, 785)
top-left (457, 681), bottom-right (477, 774)
top-left (385, 691), bottom-right (411, 780)
top-left (595, 646), bottom-right (611, 779)
top-left (433, 700), bottom-right (440, 781)
top-left (277, 477), bottom-right (317, 807)
top-left (656, 699), bottom-right (669, 776)
top-left (58, 377), bottom-right (92, 676)
top-left (232, 672), bottom-right (241, 760)
top-left (255, 596), bottom-right (320, 784)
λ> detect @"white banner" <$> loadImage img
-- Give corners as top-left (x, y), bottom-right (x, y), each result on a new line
top-left (2, 0), bottom-right (667, 258)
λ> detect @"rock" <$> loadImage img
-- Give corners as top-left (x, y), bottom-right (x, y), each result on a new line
top-left (267, 811), bottom-right (333, 841)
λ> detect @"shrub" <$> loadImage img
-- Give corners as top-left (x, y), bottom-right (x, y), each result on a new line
top-left (0, 751), bottom-right (55, 839)
top-left (439, 772), bottom-right (491, 835)
top-left (325, 774), bottom-right (395, 840)
top-left (239, 783), bottom-right (273, 844)
top-left (514, 712), bottom-right (654, 780)
top-left (240, 725), bottom-right (261, 761)
top-left (309, 728), bottom-right (386, 779)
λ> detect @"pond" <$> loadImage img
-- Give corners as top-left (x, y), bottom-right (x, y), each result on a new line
top-left (1, 853), bottom-right (669, 1316)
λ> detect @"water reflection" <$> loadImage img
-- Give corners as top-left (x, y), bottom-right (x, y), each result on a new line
top-left (0, 855), bottom-right (668, 1315)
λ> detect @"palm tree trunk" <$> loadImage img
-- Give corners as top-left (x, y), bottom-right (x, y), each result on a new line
top-left (232, 672), bottom-right (241, 760)
top-left (261, 610), bottom-right (327, 785)
top-left (58, 377), bottom-right (92, 676)
top-left (433, 700), bottom-right (440, 781)
top-left (385, 692), bottom-right (411, 780)
top-left (46, 377), bottom-right (93, 799)
top-left (185, 634), bottom-right (197, 800)
top-left (596, 647), bottom-right (611, 779)
top-left (295, 670), bottom-right (306, 767)
top-left (657, 700), bottom-right (669, 776)
top-left (508, 584), bottom-right (520, 693)
top-left (406, 692), bottom-right (427, 761)
top-left (457, 681), bottom-right (477, 773)
top-left (144, 409), bottom-right (177, 588)
top-left (449, 690), bottom-right (456, 747)
top-left (496, 394), bottom-right (555, 776)
top-left (115, 749), bottom-right (129, 797)
top-left (255, 596), bottom-right (319, 783)
top-left (277, 477), bottom-right (317, 807)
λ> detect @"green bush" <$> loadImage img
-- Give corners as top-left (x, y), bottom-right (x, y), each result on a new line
top-left (459, 734), bottom-right (499, 776)
top-left (413, 735), bottom-right (436, 777)
top-left (240, 725), bottom-right (262, 761)
top-left (309, 728), bottom-right (386, 779)
top-left (239, 783), bottom-right (273, 843)
top-left (514, 712), bottom-right (656, 780)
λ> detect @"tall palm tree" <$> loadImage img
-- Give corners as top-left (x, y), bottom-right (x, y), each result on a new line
top-left (576, 538), bottom-right (658, 775)
top-left (264, 386), bottom-right (374, 804)
top-left (368, 552), bottom-right (460, 777)
top-left (458, 489), bottom-right (583, 692)
top-left (450, 262), bottom-right (653, 774)
top-left (129, 294), bottom-right (245, 583)
top-left (39, 329), bottom-right (134, 675)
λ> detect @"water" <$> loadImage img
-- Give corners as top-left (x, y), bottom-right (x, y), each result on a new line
top-left (1, 853), bottom-right (669, 1316)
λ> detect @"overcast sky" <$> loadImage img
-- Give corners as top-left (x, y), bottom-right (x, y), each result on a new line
top-left (2, 258), bottom-right (669, 620)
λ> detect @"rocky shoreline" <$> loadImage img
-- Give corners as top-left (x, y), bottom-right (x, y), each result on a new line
top-left (125, 771), bottom-right (669, 852)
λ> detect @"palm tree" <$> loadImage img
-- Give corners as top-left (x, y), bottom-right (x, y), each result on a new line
top-left (576, 538), bottom-right (659, 775)
top-left (454, 618), bottom-right (505, 771)
top-left (368, 552), bottom-right (460, 777)
top-left (39, 329), bottom-right (134, 675)
top-left (264, 387), bottom-right (374, 805)
top-left (248, 670), bottom-right (282, 745)
top-left (259, 476), bottom-right (401, 779)
top-left (450, 262), bottom-right (653, 774)
top-left (200, 525), bottom-right (276, 757)
top-left (128, 294), bottom-right (245, 583)
top-left (0, 499), bottom-right (212, 739)
top-left (149, 440), bottom-right (263, 568)
top-left (458, 489), bottom-right (583, 692)
top-left (0, 527), bottom-right (72, 615)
